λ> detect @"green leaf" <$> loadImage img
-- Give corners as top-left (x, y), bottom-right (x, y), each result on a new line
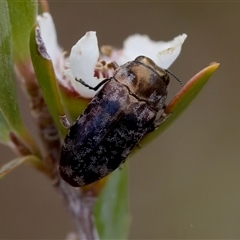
top-left (0, 155), bottom-right (42, 179)
top-left (7, 0), bottom-right (37, 63)
top-left (138, 62), bottom-right (220, 148)
top-left (30, 25), bottom-right (67, 136)
top-left (0, 2), bottom-right (24, 133)
top-left (0, 0), bottom-right (21, 131)
top-left (0, 1), bottom-right (38, 154)
top-left (94, 163), bottom-right (130, 240)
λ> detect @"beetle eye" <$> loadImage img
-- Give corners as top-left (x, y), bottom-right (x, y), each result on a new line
top-left (135, 56), bottom-right (145, 62)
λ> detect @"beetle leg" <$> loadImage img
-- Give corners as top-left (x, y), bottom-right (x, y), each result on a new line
top-left (136, 143), bottom-right (141, 148)
top-left (75, 78), bottom-right (110, 91)
top-left (153, 112), bottom-right (170, 129)
top-left (147, 124), bottom-right (156, 132)
top-left (59, 115), bottom-right (71, 129)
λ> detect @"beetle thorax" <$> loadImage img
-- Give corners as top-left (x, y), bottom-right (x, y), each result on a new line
top-left (113, 57), bottom-right (169, 111)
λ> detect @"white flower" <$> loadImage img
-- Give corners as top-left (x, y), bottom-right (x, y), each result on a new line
top-left (36, 12), bottom-right (187, 99)
top-left (65, 32), bottom-right (187, 98)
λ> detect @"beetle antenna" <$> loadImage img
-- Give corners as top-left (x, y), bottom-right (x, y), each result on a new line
top-left (165, 69), bottom-right (183, 86)
top-left (75, 78), bottom-right (110, 91)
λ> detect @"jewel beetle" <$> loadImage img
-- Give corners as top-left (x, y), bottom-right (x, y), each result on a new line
top-left (60, 56), bottom-right (176, 187)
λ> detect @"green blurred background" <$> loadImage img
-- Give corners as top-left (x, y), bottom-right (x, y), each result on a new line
top-left (1, 1), bottom-right (240, 239)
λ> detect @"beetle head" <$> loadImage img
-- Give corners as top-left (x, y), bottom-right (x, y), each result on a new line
top-left (114, 56), bottom-right (170, 111)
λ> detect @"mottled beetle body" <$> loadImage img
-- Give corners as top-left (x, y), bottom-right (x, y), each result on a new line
top-left (60, 56), bottom-right (170, 187)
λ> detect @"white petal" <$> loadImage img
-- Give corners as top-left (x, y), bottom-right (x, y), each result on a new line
top-left (117, 33), bottom-right (187, 69)
top-left (156, 34), bottom-right (187, 69)
top-left (37, 13), bottom-right (63, 78)
top-left (68, 31), bottom-right (102, 98)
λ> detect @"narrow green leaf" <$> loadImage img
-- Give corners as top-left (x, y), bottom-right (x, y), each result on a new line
top-left (94, 163), bottom-right (130, 240)
top-left (140, 63), bottom-right (220, 146)
top-left (0, 155), bottom-right (42, 179)
top-left (0, 1), bottom-right (11, 144)
top-left (0, 0), bottom-right (19, 129)
top-left (7, 0), bottom-right (37, 63)
top-left (0, 1), bottom-right (25, 134)
top-left (30, 25), bottom-right (67, 136)
top-left (0, 1), bottom-right (38, 154)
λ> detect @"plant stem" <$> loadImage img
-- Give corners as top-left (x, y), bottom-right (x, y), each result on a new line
top-left (58, 180), bottom-right (98, 240)
top-left (15, 60), bottom-right (99, 240)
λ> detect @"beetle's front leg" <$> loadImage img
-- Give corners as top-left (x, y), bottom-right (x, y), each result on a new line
top-left (153, 112), bottom-right (170, 129)
top-left (59, 115), bottom-right (71, 129)
top-left (75, 61), bottom-right (119, 91)
top-left (148, 111), bottom-right (170, 132)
